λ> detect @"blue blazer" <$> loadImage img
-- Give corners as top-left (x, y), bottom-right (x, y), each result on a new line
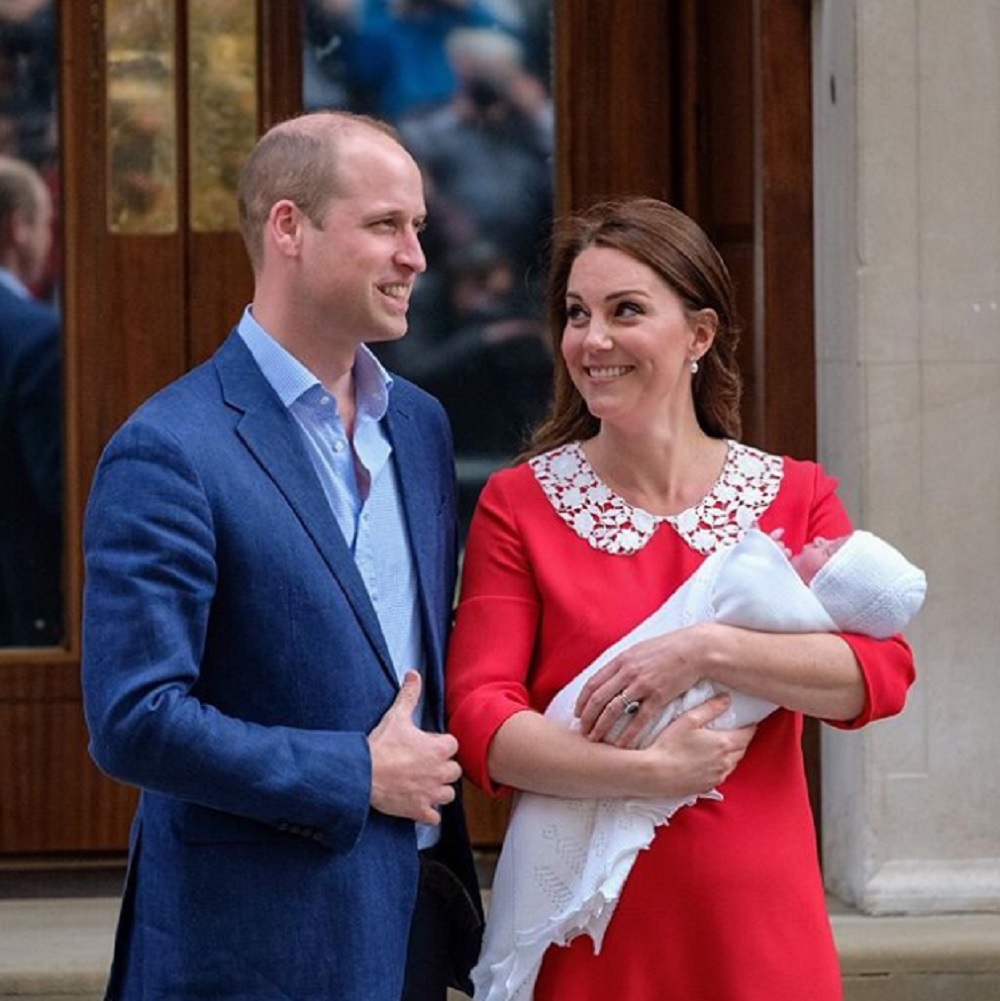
top-left (82, 332), bottom-right (481, 1001)
top-left (0, 282), bottom-right (61, 645)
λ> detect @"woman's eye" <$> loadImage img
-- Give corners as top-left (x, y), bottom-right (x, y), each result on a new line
top-left (616, 301), bottom-right (642, 317)
top-left (566, 303), bottom-right (587, 322)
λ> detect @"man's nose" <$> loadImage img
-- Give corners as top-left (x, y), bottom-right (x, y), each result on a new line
top-left (396, 227), bottom-right (426, 273)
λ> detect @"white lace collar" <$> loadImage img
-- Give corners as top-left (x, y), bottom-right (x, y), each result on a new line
top-left (529, 440), bottom-right (783, 556)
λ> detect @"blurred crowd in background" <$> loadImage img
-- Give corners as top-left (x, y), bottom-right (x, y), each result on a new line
top-left (0, 0), bottom-right (59, 302)
top-left (304, 0), bottom-right (555, 524)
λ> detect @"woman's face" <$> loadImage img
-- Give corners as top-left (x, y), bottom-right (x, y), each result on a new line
top-left (561, 246), bottom-right (712, 434)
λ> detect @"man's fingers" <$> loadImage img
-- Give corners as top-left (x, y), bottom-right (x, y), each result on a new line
top-left (368, 671), bottom-right (466, 824)
top-left (438, 733), bottom-right (460, 761)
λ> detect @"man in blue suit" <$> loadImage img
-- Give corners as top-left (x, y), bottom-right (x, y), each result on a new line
top-left (0, 154), bottom-right (61, 646)
top-left (82, 111), bottom-right (482, 1000)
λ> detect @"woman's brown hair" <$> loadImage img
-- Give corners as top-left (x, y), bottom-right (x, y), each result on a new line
top-left (523, 197), bottom-right (743, 459)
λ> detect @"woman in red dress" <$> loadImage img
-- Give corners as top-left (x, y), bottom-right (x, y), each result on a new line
top-left (446, 198), bottom-right (915, 1001)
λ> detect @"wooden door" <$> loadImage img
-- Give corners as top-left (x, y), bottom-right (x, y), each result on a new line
top-left (0, 0), bottom-right (815, 857)
top-left (465, 0), bottom-right (818, 847)
top-left (0, 0), bottom-right (301, 855)
top-left (556, 0), bottom-right (815, 453)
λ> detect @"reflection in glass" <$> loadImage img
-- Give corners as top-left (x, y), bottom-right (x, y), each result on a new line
top-left (188, 0), bottom-right (259, 232)
top-left (302, 0), bottom-right (554, 533)
top-left (0, 0), bottom-right (63, 646)
top-left (106, 0), bottom-right (178, 234)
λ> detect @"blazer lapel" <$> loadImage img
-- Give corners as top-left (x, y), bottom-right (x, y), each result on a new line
top-left (213, 333), bottom-right (397, 688)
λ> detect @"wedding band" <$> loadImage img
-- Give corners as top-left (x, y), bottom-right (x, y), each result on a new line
top-left (618, 690), bottom-right (641, 716)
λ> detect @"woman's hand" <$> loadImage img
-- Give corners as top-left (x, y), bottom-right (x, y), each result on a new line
top-left (640, 694), bottom-right (756, 798)
top-left (486, 694), bottom-right (755, 801)
top-left (575, 624), bottom-right (709, 747)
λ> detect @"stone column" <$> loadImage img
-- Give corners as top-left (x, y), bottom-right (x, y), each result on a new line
top-left (813, 0), bottom-right (1000, 915)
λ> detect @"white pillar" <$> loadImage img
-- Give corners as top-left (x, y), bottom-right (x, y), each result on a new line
top-left (813, 0), bottom-right (1000, 915)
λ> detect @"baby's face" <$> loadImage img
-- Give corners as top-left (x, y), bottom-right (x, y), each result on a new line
top-left (791, 536), bottom-right (848, 585)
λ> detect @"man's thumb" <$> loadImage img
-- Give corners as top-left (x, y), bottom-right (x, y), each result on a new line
top-left (393, 670), bottom-right (422, 715)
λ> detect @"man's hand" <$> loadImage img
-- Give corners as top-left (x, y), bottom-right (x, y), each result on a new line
top-left (368, 671), bottom-right (462, 825)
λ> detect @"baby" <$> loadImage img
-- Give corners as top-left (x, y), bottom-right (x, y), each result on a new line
top-left (473, 527), bottom-right (927, 1001)
top-left (601, 528), bottom-right (928, 740)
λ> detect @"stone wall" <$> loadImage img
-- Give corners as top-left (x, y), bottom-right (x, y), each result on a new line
top-left (814, 0), bottom-right (1000, 915)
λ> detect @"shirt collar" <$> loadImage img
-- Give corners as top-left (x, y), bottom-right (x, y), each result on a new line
top-left (237, 306), bottom-right (393, 418)
top-left (0, 267), bottom-right (30, 300)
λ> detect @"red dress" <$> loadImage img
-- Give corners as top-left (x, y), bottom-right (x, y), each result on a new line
top-left (447, 442), bottom-right (915, 1001)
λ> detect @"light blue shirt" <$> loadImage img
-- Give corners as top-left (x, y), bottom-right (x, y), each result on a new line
top-left (237, 309), bottom-right (438, 847)
top-left (0, 266), bottom-right (30, 299)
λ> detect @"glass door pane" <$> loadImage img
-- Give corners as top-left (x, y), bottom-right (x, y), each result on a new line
top-left (0, 0), bottom-right (63, 647)
top-left (301, 0), bottom-right (554, 533)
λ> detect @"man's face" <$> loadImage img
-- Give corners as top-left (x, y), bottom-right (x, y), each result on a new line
top-left (18, 179), bottom-right (53, 289)
top-left (299, 132), bottom-right (427, 347)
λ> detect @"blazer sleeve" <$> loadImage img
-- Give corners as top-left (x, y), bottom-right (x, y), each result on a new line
top-left (82, 418), bottom-right (372, 853)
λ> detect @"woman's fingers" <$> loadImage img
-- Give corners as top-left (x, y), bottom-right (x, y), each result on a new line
top-left (676, 691), bottom-right (732, 730)
top-left (587, 684), bottom-right (638, 743)
top-left (576, 628), bottom-right (704, 742)
top-left (574, 661), bottom-right (620, 727)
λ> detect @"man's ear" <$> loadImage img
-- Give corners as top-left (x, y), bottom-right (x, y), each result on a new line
top-left (8, 209), bottom-right (31, 255)
top-left (268, 199), bottom-right (303, 258)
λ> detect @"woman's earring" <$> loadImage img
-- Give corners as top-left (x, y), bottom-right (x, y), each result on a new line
top-left (690, 358), bottom-right (699, 374)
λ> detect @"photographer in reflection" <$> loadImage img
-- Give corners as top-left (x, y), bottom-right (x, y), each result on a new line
top-left (0, 154), bottom-right (61, 646)
top-left (400, 27), bottom-right (553, 274)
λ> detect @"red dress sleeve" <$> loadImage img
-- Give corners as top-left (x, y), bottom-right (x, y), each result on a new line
top-left (772, 458), bottom-right (916, 729)
top-left (446, 471), bottom-right (540, 795)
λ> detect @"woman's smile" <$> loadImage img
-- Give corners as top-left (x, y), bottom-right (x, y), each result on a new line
top-left (585, 364), bottom-right (634, 379)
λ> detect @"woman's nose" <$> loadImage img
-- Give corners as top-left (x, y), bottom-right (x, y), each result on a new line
top-left (582, 319), bottom-right (613, 350)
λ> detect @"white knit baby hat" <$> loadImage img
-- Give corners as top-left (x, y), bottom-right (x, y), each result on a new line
top-left (809, 530), bottom-right (927, 639)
